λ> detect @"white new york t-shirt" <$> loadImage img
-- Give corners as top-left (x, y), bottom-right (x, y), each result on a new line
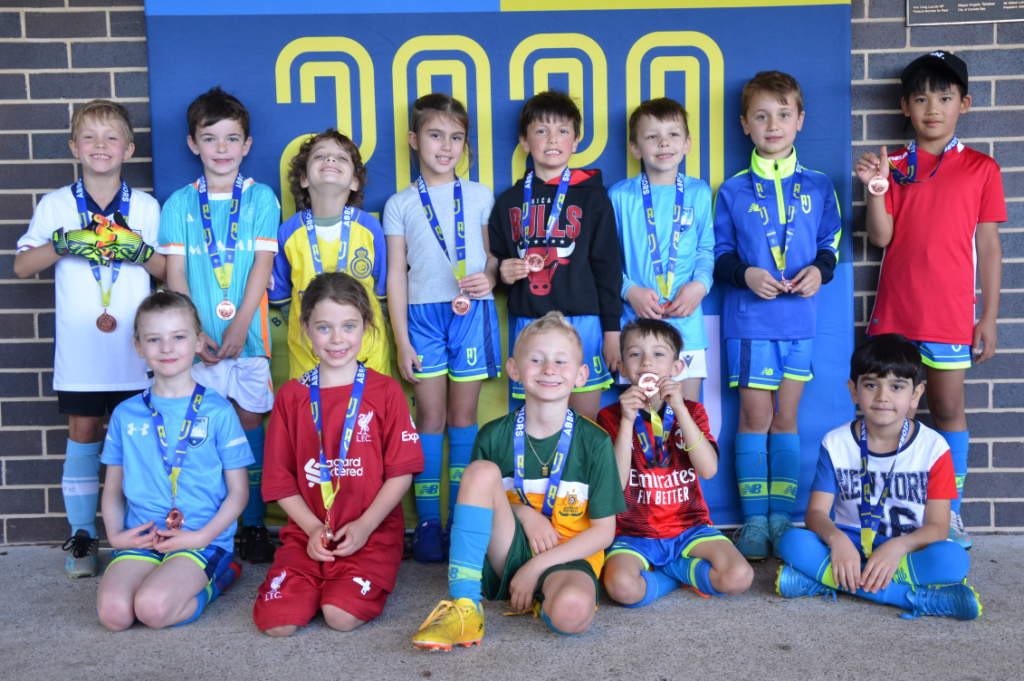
top-left (17, 185), bottom-right (160, 392)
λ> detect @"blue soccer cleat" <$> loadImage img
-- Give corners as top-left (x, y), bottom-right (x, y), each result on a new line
top-left (733, 515), bottom-right (770, 561)
top-left (768, 513), bottom-right (795, 557)
top-left (413, 518), bottom-right (445, 564)
top-left (902, 584), bottom-right (982, 620)
top-left (775, 565), bottom-right (837, 602)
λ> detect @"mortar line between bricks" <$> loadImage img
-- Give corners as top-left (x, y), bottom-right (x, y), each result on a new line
top-left (0, 37), bottom-right (146, 44)
top-left (10, 6), bottom-right (146, 12)
top-left (7, 97), bottom-right (150, 104)
top-left (2, 158), bottom-right (153, 165)
top-left (853, 45), bottom-right (1024, 54)
top-left (0, 68), bottom-right (148, 75)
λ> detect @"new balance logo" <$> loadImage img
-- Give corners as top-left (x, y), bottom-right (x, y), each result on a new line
top-left (760, 368), bottom-right (774, 376)
top-left (353, 577), bottom-right (371, 595)
top-left (748, 203), bottom-right (760, 213)
top-left (126, 423), bottom-right (149, 436)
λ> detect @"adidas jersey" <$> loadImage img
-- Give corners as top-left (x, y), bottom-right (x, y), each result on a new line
top-left (472, 410), bottom-right (626, 576)
top-left (269, 209), bottom-right (389, 379)
top-left (812, 420), bottom-right (956, 538)
top-left (597, 401), bottom-right (717, 539)
top-left (158, 179), bottom-right (279, 358)
top-left (262, 369), bottom-right (423, 591)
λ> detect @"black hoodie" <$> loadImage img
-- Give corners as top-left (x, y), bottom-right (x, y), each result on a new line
top-left (488, 169), bottom-right (623, 332)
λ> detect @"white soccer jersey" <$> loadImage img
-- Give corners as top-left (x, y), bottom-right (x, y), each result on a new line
top-left (17, 185), bottom-right (160, 392)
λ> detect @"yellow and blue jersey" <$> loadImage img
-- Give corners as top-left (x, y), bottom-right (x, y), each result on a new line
top-left (269, 208), bottom-right (390, 378)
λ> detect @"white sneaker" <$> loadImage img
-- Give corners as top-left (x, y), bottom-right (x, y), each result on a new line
top-left (948, 510), bottom-right (972, 550)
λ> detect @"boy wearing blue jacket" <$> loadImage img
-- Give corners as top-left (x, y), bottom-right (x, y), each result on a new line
top-left (713, 71), bottom-right (841, 561)
top-left (611, 98), bottom-right (714, 401)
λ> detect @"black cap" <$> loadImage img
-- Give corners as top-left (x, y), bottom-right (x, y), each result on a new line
top-left (901, 50), bottom-right (969, 95)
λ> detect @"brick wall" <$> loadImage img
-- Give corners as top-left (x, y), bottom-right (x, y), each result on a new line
top-left (1, 3), bottom-right (1021, 543)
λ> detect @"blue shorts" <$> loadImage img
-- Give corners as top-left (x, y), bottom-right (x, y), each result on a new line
top-left (408, 300), bottom-right (501, 382)
top-left (909, 339), bottom-right (972, 370)
top-left (510, 314), bottom-right (612, 400)
top-left (109, 546), bottom-right (238, 611)
top-left (727, 338), bottom-right (813, 390)
top-left (605, 525), bottom-right (729, 569)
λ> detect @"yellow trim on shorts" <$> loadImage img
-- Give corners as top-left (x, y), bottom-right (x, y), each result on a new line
top-left (605, 547), bottom-right (650, 571)
top-left (920, 357), bottom-right (972, 370)
top-left (573, 378), bottom-right (615, 393)
top-left (449, 371), bottom-right (501, 383)
top-left (781, 372), bottom-right (813, 382)
top-left (730, 380), bottom-right (779, 391)
top-left (108, 553), bottom-right (161, 567)
top-left (412, 368), bottom-right (450, 379)
top-left (680, 534), bottom-right (731, 559)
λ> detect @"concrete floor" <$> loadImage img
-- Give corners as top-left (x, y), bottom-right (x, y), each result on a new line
top-left (1, 536), bottom-right (1021, 681)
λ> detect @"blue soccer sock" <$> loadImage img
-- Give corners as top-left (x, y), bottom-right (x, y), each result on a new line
top-left (540, 606), bottom-right (577, 636)
top-left (62, 440), bottom-right (101, 538)
top-left (241, 426), bottom-right (266, 526)
top-left (735, 433), bottom-right (769, 518)
top-left (622, 569), bottom-right (683, 608)
top-left (936, 429), bottom-right (969, 514)
top-left (768, 432), bottom-right (801, 519)
top-left (447, 503), bottom-right (493, 605)
top-left (415, 433), bottom-right (444, 523)
top-left (660, 556), bottom-right (724, 596)
top-left (174, 583), bottom-right (215, 627)
top-left (447, 425), bottom-right (477, 514)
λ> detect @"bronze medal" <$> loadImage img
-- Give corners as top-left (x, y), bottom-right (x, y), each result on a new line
top-left (320, 519), bottom-right (334, 549)
top-left (96, 311), bottom-right (117, 333)
top-left (216, 299), bottom-right (236, 321)
top-left (867, 173), bottom-right (889, 196)
top-left (452, 294), bottom-right (471, 316)
top-left (638, 373), bottom-right (660, 398)
top-left (165, 507), bottom-right (184, 531)
top-left (525, 253), bottom-right (545, 272)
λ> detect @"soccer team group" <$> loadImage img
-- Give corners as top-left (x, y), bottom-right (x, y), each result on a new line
top-left (13, 47), bottom-right (1005, 644)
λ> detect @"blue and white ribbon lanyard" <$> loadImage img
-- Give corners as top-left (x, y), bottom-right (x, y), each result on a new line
top-left (639, 166), bottom-right (688, 305)
top-left (301, 205), bottom-right (354, 275)
top-left (309, 362), bottom-right (366, 542)
top-left (416, 176), bottom-right (471, 314)
top-left (634, 403), bottom-right (676, 468)
top-left (512, 406), bottom-right (575, 518)
top-left (197, 173), bottom-right (244, 318)
top-left (75, 178), bottom-right (131, 311)
top-left (858, 418), bottom-right (911, 558)
top-left (141, 383), bottom-right (206, 528)
top-left (889, 136), bottom-right (959, 186)
top-left (520, 167), bottom-right (572, 267)
top-left (748, 162), bottom-right (803, 288)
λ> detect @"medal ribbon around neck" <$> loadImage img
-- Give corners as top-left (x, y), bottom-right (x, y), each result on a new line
top-left (416, 175), bottom-right (466, 281)
top-left (520, 167), bottom-right (572, 261)
top-left (197, 173), bottom-right (244, 291)
top-left (309, 362), bottom-right (367, 515)
top-left (888, 137), bottom-right (959, 186)
top-left (75, 178), bottom-right (131, 307)
top-left (749, 161), bottom-right (803, 277)
top-left (302, 206), bottom-right (354, 275)
top-left (634, 403), bottom-right (676, 468)
top-left (513, 406), bottom-right (575, 518)
top-left (859, 418), bottom-right (911, 558)
top-left (640, 167), bottom-right (689, 301)
top-left (141, 383), bottom-right (206, 510)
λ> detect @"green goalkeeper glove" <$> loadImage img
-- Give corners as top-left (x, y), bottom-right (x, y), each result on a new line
top-left (52, 228), bottom-right (103, 262)
top-left (104, 224), bottom-right (154, 264)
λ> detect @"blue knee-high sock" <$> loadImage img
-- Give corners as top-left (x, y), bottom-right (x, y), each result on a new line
top-left (768, 433), bottom-right (801, 519)
top-left (415, 433), bottom-right (444, 523)
top-left (447, 503), bottom-right (493, 605)
top-left (660, 557), bottom-right (724, 596)
top-left (174, 583), bottom-right (214, 627)
top-left (63, 440), bottom-right (101, 538)
top-left (241, 427), bottom-right (266, 526)
top-left (622, 569), bottom-right (683, 608)
top-left (540, 606), bottom-right (576, 636)
top-left (735, 433), bottom-right (769, 518)
top-left (447, 426), bottom-right (477, 514)
top-left (936, 430), bottom-right (969, 514)
top-left (897, 541), bottom-right (971, 585)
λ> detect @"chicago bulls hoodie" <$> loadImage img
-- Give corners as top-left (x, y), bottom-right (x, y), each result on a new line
top-left (488, 169), bottom-right (623, 332)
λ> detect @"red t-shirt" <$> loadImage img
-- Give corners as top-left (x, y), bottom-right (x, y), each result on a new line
top-left (262, 369), bottom-right (424, 591)
top-left (868, 142), bottom-right (1007, 344)
top-left (597, 401), bottom-right (718, 539)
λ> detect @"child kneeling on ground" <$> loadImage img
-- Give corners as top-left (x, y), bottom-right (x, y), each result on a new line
top-left (776, 333), bottom-right (980, 620)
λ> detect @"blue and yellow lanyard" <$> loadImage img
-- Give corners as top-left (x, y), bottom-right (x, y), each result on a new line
top-left (512, 406), bottom-right (575, 517)
top-left (749, 162), bottom-right (803, 279)
top-left (634, 404), bottom-right (676, 468)
top-left (309, 362), bottom-right (366, 516)
top-left (301, 206), bottom-right (353, 275)
top-left (197, 173), bottom-right (243, 292)
top-left (520, 167), bottom-right (572, 263)
top-left (639, 168), bottom-right (689, 302)
top-left (859, 418), bottom-right (910, 558)
top-left (141, 384), bottom-right (206, 507)
top-left (75, 178), bottom-right (130, 306)
top-left (888, 136), bottom-right (959, 186)
top-left (416, 175), bottom-right (466, 281)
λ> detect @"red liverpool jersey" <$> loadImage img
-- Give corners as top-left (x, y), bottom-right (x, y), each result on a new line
top-left (597, 401), bottom-right (717, 539)
top-left (262, 369), bottom-right (424, 591)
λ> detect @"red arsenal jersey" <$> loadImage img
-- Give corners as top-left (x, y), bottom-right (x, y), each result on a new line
top-left (597, 401), bottom-right (717, 539)
top-left (868, 142), bottom-right (1006, 345)
top-left (262, 369), bottom-right (424, 590)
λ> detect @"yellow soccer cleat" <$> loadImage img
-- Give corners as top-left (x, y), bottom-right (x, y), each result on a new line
top-left (412, 598), bottom-right (485, 651)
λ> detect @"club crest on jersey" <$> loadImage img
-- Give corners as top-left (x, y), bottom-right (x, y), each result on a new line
top-left (559, 492), bottom-right (584, 518)
top-left (801, 195), bottom-right (812, 213)
top-left (187, 417), bottom-right (209, 447)
top-left (350, 247), bottom-right (372, 279)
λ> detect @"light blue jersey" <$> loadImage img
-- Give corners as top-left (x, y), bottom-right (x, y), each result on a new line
top-left (610, 174), bottom-right (715, 351)
top-left (158, 179), bottom-right (280, 358)
top-left (101, 388), bottom-right (254, 552)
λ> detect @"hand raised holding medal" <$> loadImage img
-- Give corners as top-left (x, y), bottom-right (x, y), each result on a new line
top-left (856, 145), bottom-right (891, 197)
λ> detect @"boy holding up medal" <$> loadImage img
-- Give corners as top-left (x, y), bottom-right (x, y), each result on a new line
top-left (776, 334), bottom-right (980, 620)
top-left (713, 71), bottom-right (841, 561)
top-left (610, 98), bottom-right (715, 401)
top-left (412, 313), bottom-right (625, 649)
top-left (489, 90), bottom-right (623, 421)
top-left (855, 52), bottom-right (1006, 550)
top-left (159, 87), bottom-right (280, 564)
top-left (13, 100), bottom-right (163, 578)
